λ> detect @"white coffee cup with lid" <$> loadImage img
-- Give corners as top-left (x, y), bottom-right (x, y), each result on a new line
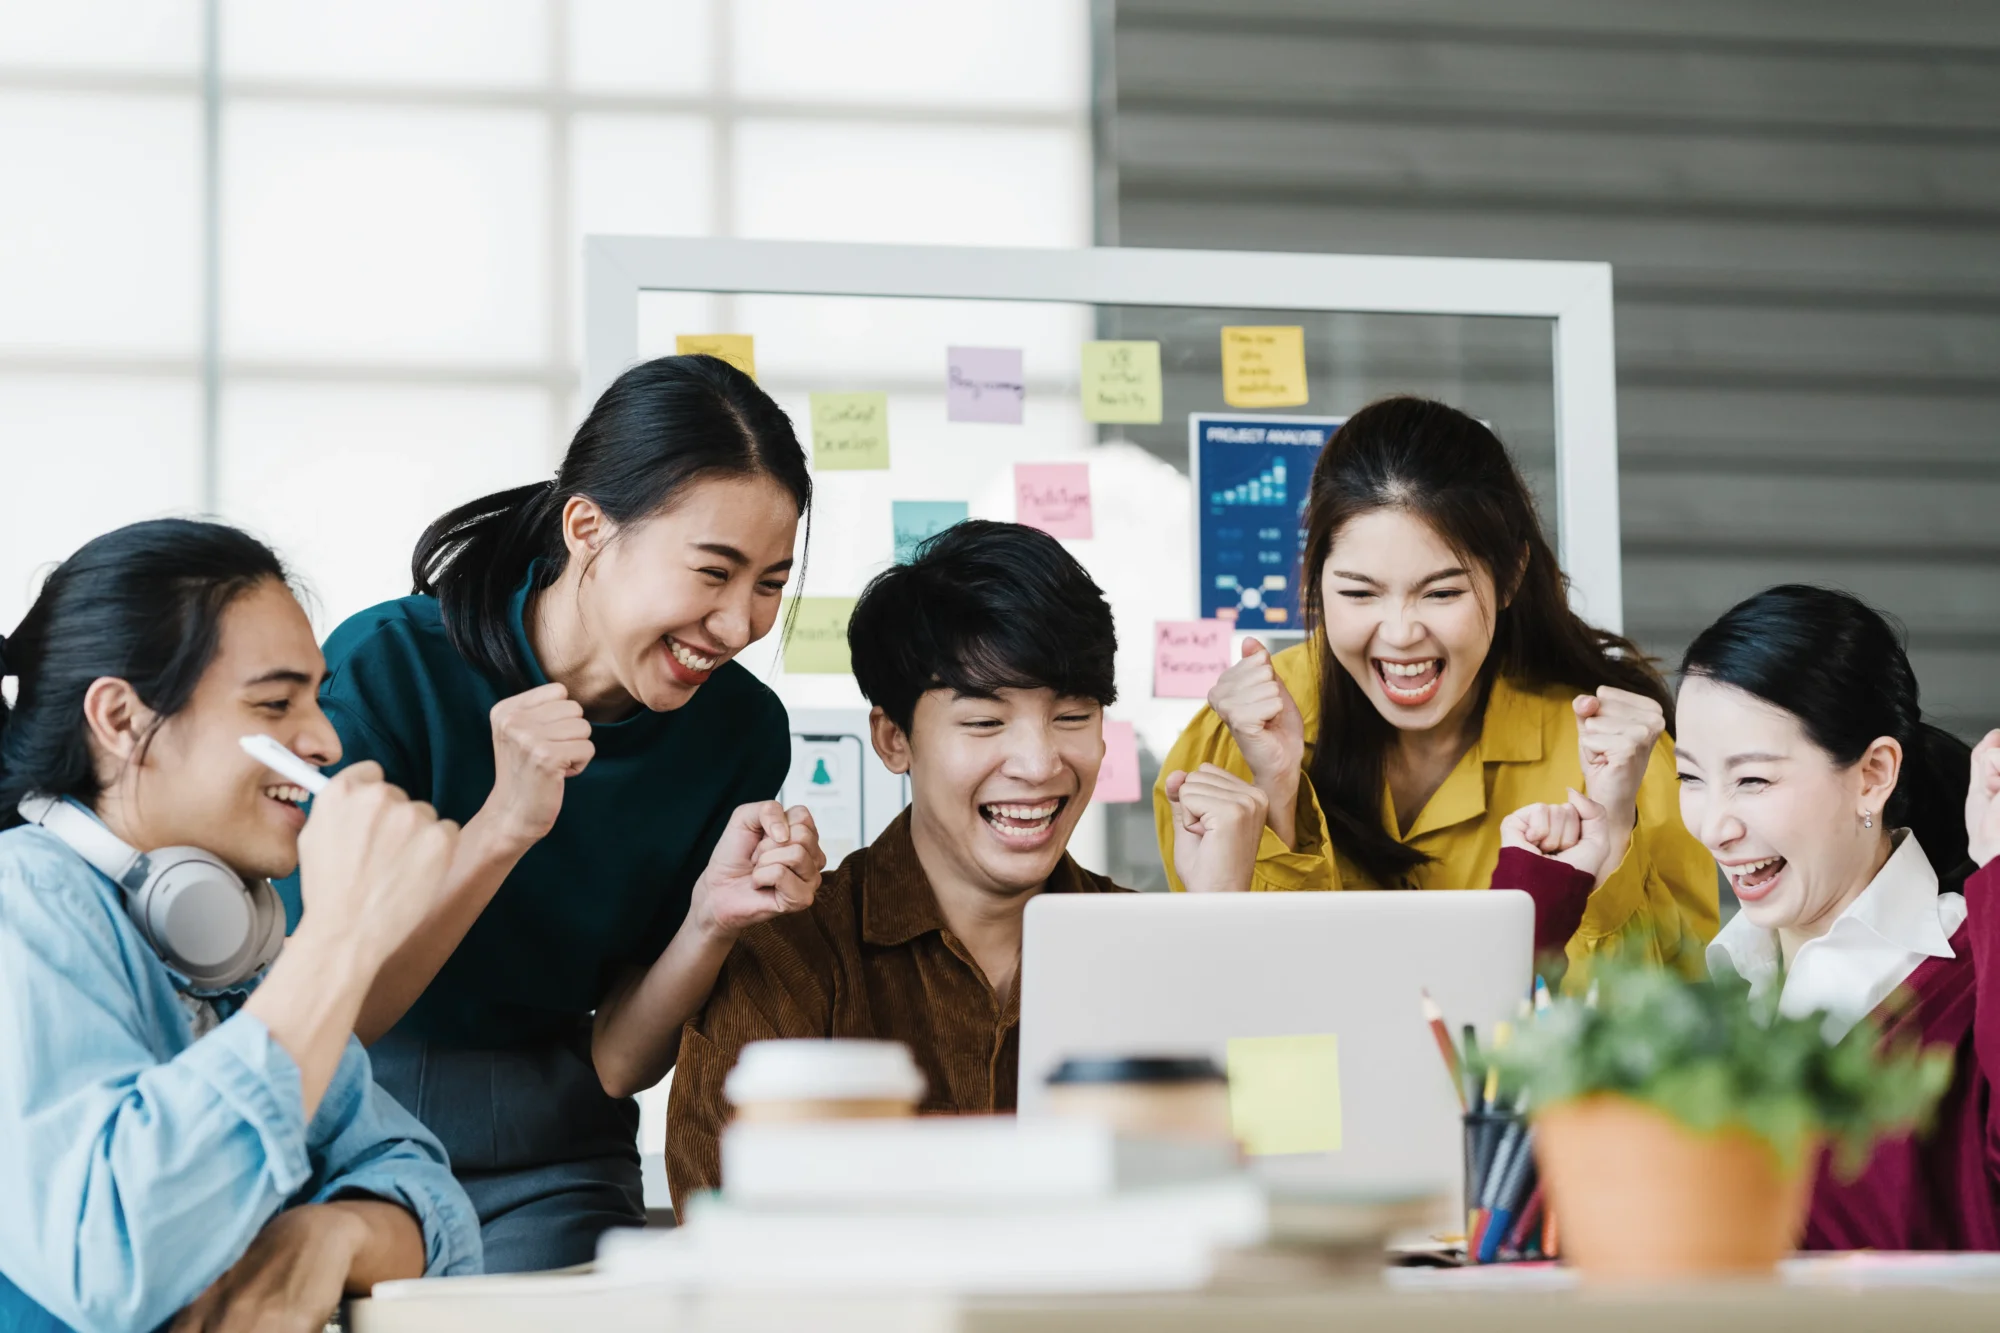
top-left (724, 1038), bottom-right (927, 1123)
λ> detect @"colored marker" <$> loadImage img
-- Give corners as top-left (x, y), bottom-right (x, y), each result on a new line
top-left (1421, 988), bottom-right (1466, 1109)
top-left (240, 734), bottom-right (329, 795)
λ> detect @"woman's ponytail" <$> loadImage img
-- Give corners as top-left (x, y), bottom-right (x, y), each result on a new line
top-left (409, 354), bottom-right (812, 694)
top-left (1682, 584), bottom-right (1975, 893)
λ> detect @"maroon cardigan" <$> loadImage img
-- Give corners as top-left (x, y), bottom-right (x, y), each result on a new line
top-left (1492, 848), bottom-right (2000, 1251)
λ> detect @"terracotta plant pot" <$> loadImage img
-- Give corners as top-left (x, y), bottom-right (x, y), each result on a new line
top-left (1533, 1094), bottom-right (1813, 1281)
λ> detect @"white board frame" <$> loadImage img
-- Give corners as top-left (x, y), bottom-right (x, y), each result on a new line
top-left (583, 237), bottom-right (1624, 630)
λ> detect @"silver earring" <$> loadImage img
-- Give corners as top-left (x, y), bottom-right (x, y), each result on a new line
top-left (1862, 810), bottom-right (1875, 829)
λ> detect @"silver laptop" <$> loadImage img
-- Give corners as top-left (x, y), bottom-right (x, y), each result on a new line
top-left (1018, 891), bottom-right (1533, 1203)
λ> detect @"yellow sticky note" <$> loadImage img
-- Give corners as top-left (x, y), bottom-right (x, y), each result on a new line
top-left (783, 597), bottom-right (856, 674)
top-left (1226, 1033), bottom-right (1342, 1156)
top-left (810, 392), bottom-right (891, 471)
top-left (676, 334), bottom-right (757, 380)
top-left (1221, 326), bottom-right (1309, 408)
top-left (1080, 341), bottom-right (1163, 424)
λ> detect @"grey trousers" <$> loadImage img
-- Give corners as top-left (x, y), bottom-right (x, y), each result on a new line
top-left (370, 1027), bottom-right (646, 1273)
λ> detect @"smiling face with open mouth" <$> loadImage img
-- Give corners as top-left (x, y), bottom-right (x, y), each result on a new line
top-left (1674, 674), bottom-right (1897, 940)
top-left (1317, 508), bottom-right (1501, 737)
top-left (884, 686), bottom-right (1105, 900)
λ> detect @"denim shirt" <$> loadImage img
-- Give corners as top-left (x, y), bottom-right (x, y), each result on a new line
top-left (0, 822), bottom-right (482, 1333)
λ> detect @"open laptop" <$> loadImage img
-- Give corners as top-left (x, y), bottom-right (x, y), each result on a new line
top-left (1018, 891), bottom-right (1533, 1204)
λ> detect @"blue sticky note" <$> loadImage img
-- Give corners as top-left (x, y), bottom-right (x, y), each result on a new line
top-left (892, 500), bottom-right (969, 565)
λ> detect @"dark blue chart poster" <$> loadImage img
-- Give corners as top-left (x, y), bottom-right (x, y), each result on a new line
top-left (1190, 413), bottom-right (1345, 628)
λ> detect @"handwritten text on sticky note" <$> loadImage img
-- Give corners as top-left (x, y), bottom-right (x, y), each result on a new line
top-left (892, 500), bottom-right (968, 565)
top-left (677, 333), bottom-right (757, 380)
top-left (946, 346), bottom-right (1025, 424)
top-left (811, 392), bottom-right (890, 471)
top-left (1227, 1033), bottom-right (1343, 1156)
top-left (1221, 326), bottom-right (1309, 408)
top-left (1080, 341), bottom-right (1163, 424)
top-left (1153, 620), bottom-right (1232, 698)
top-left (1015, 462), bottom-right (1092, 539)
top-left (784, 597), bottom-right (856, 674)
top-left (1093, 720), bottom-right (1141, 804)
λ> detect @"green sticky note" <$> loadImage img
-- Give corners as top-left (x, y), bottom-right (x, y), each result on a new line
top-left (1226, 1033), bottom-right (1342, 1156)
top-left (811, 392), bottom-right (891, 471)
top-left (1080, 340), bottom-right (1163, 424)
top-left (892, 500), bottom-right (968, 565)
top-left (783, 597), bottom-right (856, 674)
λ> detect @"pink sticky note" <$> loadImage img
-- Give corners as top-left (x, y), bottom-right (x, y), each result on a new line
top-left (947, 346), bottom-right (1025, 424)
top-left (1015, 462), bottom-right (1092, 539)
top-left (1094, 720), bottom-right (1141, 804)
top-left (1154, 620), bottom-right (1232, 698)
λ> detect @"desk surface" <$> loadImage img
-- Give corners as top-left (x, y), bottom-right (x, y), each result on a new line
top-left (349, 1272), bottom-right (2000, 1333)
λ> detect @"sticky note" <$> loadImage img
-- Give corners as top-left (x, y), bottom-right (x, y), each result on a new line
top-left (1221, 326), bottom-right (1309, 408)
top-left (811, 392), bottom-right (890, 471)
top-left (1014, 462), bottom-right (1092, 539)
top-left (676, 333), bottom-right (757, 380)
top-left (892, 500), bottom-right (968, 565)
top-left (1080, 341), bottom-right (1163, 424)
top-left (1093, 720), bottom-right (1141, 804)
top-left (946, 346), bottom-right (1025, 424)
top-left (1226, 1033), bottom-right (1343, 1156)
top-left (783, 597), bottom-right (856, 674)
top-left (1153, 620), bottom-right (1231, 698)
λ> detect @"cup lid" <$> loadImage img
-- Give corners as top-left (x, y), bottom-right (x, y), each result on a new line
top-left (1045, 1055), bottom-right (1226, 1086)
top-left (724, 1038), bottom-right (928, 1105)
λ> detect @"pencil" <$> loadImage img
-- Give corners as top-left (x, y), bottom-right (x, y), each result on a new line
top-left (1421, 989), bottom-right (1466, 1110)
top-left (1479, 1127), bottom-right (1539, 1264)
top-left (1505, 1182), bottom-right (1545, 1255)
top-left (1461, 1024), bottom-right (1483, 1113)
top-left (1484, 1021), bottom-right (1510, 1109)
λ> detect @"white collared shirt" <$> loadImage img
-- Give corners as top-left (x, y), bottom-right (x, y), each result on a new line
top-left (1706, 831), bottom-right (1965, 1041)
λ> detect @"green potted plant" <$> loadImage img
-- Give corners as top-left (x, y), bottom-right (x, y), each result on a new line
top-left (1495, 961), bottom-right (1951, 1280)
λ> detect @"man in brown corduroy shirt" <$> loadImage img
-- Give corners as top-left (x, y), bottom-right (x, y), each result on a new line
top-left (665, 522), bottom-right (1266, 1214)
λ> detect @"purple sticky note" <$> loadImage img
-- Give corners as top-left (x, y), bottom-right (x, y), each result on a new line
top-left (947, 346), bottom-right (1026, 424)
top-left (1094, 720), bottom-right (1141, 804)
top-left (1154, 621), bottom-right (1232, 699)
top-left (1015, 462), bottom-right (1092, 539)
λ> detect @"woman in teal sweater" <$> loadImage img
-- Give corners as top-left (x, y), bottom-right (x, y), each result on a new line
top-left (281, 355), bottom-right (826, 1271)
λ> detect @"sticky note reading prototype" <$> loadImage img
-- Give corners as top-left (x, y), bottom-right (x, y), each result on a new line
top-left (1226, 1033), bottom-right (1343, 1156)
top-left (676, 334), bottom-right (757, 380)
top-left (1220, 326), bottom-right (1309, 409)
top-left (1014, 462), bottom-right (1093, 539)
top-left (811, 392), bottom-right (891, 471)
top-left (1080, 341), bottom-right (1163, 424)
top-left (784, 597), bottom-right (857, 674)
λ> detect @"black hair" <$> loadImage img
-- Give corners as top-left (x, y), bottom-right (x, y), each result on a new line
top-left (1300, 396), bottom-right (1670, 889)
top-left (412, 354), bottom-right (812, 692)
top-left (0, 519), bottom-right (290, 829)
top-left (1681, 584), bottom-right (1974, 892)
top-left (848, 520), bottom-right (1118, 734)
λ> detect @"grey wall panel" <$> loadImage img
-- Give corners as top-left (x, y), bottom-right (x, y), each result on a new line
top-left (1107, 0), bottom-right (2000, 740)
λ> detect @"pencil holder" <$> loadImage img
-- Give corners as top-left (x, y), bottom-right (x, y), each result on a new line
top-left (1461, 1109), bottom-right (1544, 1264)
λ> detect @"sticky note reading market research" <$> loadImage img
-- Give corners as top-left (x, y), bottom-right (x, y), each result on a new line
top-left (810, 392), bottom-right (890, 471)
top-left (1093, 720), bottom-right (1141, 804)
top-left (1080, 341), bottom-right (1163, 424)
top-left (946, 346), bottom-right (1026, 424)
top-left (892, 500), bottom-right (968, 565)
top-left (1227, 1033), bottom-right (1343, 1156)
top-left (1153, 620), bottom-right (1231, 698)
top-left (784, 598), bottom-right (856, 674)
top-left (1014, 462), bottom-right (1093, 539)
top-left (1220, 326), bottom-right (1309, 408)
top-left (676, 334), bottom-right (757, 380)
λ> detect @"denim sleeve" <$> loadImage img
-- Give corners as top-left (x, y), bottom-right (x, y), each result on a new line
top-left (0, 853), bottom-right (312, 1333)
top-left (301, 1039), bottom-right (483, 1278)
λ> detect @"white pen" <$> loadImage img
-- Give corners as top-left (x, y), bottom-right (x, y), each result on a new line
top-left (239, 734), bottom-right (330, 796)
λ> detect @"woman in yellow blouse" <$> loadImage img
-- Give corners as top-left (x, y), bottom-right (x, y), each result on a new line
top-left (1154, 397), bottom-right (1717, 978)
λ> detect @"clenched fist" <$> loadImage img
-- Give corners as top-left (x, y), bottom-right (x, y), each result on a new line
top-left (1501, 788), bottom-right (1616, 885)
top-left (295, 762), bottom-right (460, 967)
top-left (1967, 730), bottom-right (2000, 870)
top-left (1165, 763), bottom-right (1268, 894)
top-left (689, 801), bottom-right (826, 940)
top-left (1207, 637), bottom-right (1306, 843)
top-left (1574, 686), bottom-right (1664, 836)
top-left (483, 682), bottom-right (594, 848)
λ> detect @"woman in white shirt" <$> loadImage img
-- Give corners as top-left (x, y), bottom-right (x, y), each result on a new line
top-left (1495, 584), bottom-right (1996, 1249)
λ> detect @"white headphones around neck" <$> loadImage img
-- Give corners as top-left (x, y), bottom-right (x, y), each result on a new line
top-left (18, 794), bottom-right (284, 994)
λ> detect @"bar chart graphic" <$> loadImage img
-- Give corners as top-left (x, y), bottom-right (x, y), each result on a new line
top-left (1190, 413), bottom-right (1345, 627)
